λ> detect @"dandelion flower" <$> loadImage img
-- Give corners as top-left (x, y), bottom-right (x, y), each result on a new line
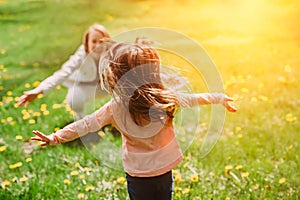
top-left (190, 174), bottom-right (198, 182)
top-left (6, 91), bottom-right (12, 96)
top-left (288, 145), bottom-right (293, 150)
top-left (9, 162), bottom-right (23, 169)
top-left (85, 185), bottom-right (95, 191)
top-left (235, 126), bottom-right (241, 133)
top-left (37, 93), bottom-right (43, 99)
top-left (174, 174), bottom-right (181, 184)
top-left (77, 193), bottom-right (84, 199)
top-left (117, 177), bottom-right (126, 185)
top-left (33, 112), bottom-right (41, 117)
top-left (20, 176), bottom-right (28, 182)
top-left (182, 188), bottom-right (190, 194)
top-left (52, 104), bottom-right (62, 109)
top-left (279, 178), bottom-right (286, 184)
top-left (235, 165), bottom-right (243, 170)
top-left (25, 83), bottom-right (30, 88)
top-left (33, 81), bottom-right (40, 87)
top-left (25, 158), bottom-right (32, 162)
top-left (29, 119), bottom-right (36, 124)
top-left (241, 172), bottom-right (249, 178)
top-left (83, 167), bottom-right (91, 172)
top-left (70, 170), bottom-right (79, 176)
top-left (79, 175), bottom-right (85, 179)
top-left (225, 197), bottom-right (230, 200)
top-left (16, 135), bottom-right (23, 140)
top-left (225, 165), bottom-right (233, 175)
top-left (265, 185), bottom-right (271, 190)
top-left (98, 131), bottom-right (105, 137)
top-left (0, 146), bottom-right (7, 152)
top-left (64, 179), bottom-right (71, 185)
top-left (43, 110), bottom-right (50, 116)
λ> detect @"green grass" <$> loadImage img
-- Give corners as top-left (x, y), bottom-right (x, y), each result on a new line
top-left (1, 0), bottom-right (300, 199)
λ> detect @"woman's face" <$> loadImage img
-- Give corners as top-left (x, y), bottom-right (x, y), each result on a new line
top-left (87, 30), bottom-right (105, 53)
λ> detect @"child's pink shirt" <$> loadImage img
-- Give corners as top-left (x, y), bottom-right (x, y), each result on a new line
top-left (51, 93), bottom-right (225, 177)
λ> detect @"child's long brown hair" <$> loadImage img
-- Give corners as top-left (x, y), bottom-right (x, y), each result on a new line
top-left (100, 43), bottom-right (179, 126)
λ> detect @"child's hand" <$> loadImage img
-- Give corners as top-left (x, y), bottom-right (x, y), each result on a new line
top-left (223, 96), bottom-right (237, 112)
top-left (31, 130), bottom-right (58, 146)
top-left (18, 90), bottom-right (41, 107)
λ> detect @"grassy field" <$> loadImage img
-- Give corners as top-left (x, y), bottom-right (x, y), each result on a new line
top-left (1, 0), bottom-right (300, 199)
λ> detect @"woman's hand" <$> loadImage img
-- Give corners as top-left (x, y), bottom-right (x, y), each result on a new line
top-left (223, 96), bottom-right (237, 112)
top-left (18, 90), bottom-right (42, 107)
top-left (31, 130), bottom-right (58, 146)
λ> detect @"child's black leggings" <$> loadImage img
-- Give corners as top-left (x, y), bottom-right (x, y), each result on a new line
top-left (126, 171), bottom-right (173, 200)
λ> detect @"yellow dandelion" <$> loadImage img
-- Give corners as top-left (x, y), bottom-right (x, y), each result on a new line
top-left (1, 119), bottom-right (6, 123)
top-left (0, 101), bottom-right (3, 106)
top-left (174, 174), bottom-right (181, 184)
top-left (79, 174), bottom-right (85, 179)
top-left (258, 95), bottom-right (269, 102)
top-left (37, 93), bottom-right (43, 99)
top-left (16, 135), bottom-right (23, 140)
top-left (23, 113), bottom-right (30, 120)
top-left (33, 112), bottom-right (41, 117)
top-left (235, 126), bottom-right (241, 133)
top-left (288, 145), bottom-right (293, 150)
top-left (20, 176), bottom-right (28, 182)
top-left (33, 62), bottom-right (39, 67)
top-left (29, 119), bottom-right (36, 124)
top-left (279, 178), bottom-right (286, 184)
top-left (265, 185), bottom-right (271, 190)
top-left (6, 116), bottom-right (13, 122)
top-left (209, 172), bottom-right (215, 178)
top-left (33, 81), bottom-right (40, 87)
top-left (54, 127), bottom-right (60, 132)
top-left (241, 172), bottom-right (249, 178)
top-left (0, 145), bottom-right (7, 152)
top-left (117, 177), bottom-right (126, 185)
top-left (175, 193), bottom-right (181, 198)
top-left (225, 165), bottom-right (233, 175)
top-left (190, 174), bottom-right (199, 182)
top-left (0, 49), bottom-right (6, 54)
top-left (182, 188), bottom-right (190, 194)
top-left (252, 184), bottom-right (259, 190)
top-left (105, 14), bottom-right (114, 21)
top-left (174, 186), bottom-right (182, 191)
top-left (225, 197), bottom-right (230, 200)
top-left (64, 179), bottom-right (71, 185)
top-left (98, 131), bottom-right (105, 137)
top-left (25, 158), bottom-right (32, 162)
top-left (6, 91), bottom-right (12, 96)
top-left (56, 85), bottom-right (61, 90)
top-left (2, 180), bottom-right (11, 187)
top-left (40, 104), bottom-right (47, 111)
top-left (74, 162), bottom-right (80, 169)
top-left (24, 83), bottom-right (30, 88)
top-left (237, 134), bottom-right (243, 139)
top-left (285, 113), bottom-right (297, 123)
top-left (11, 178), bottom-right (17, 183)
top-left (14, 103), bottom-right (19, 108)
top-left (84, 167), bottom-right (91, 172)
top-left (43, 110), bottom-right (50, 116)
top-left (77, 193), bottom-right (84, 199)
top-left (235, 165), bottom-right (243, 170)
top-left (70, 170), bottom-right (79, 176)
top-left (9, 162), bottom-right (23, 169)
top-left (52, 104), bottom-right (62, 109)
top-left (183, 162), bottom-right (189, 168)
top-left (85, 185), bottom-right (95, 191)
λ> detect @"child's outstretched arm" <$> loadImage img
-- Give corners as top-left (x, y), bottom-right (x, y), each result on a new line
top-left (31, 100), bottom-right (113, 146)
top-left (178, 93), bottom-right (237, 112)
